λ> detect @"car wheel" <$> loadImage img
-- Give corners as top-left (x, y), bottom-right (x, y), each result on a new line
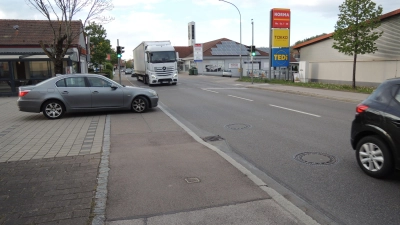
top-left (42, 100), bottom-right (65, 119)
top-left (355, 136), bottom-right (394, 178)
top-left (131, 96), bottom-right (149, 113)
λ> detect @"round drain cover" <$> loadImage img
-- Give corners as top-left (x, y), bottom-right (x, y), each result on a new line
top-left (294, 152), bottom-right (337, 165)
top-left (225, 123), bottom-right (252, 130)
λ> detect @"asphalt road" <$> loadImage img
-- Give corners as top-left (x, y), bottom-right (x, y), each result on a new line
top-left (126, 74), bottom-right (400, 225)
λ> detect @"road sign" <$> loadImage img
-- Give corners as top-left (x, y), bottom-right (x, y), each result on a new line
top-left (193, 43), bottom-right (203, 62)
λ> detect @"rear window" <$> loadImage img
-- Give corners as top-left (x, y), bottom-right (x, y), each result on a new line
top-left (367, 82), bottom-right (391, 104)
top-left (394, 85), bottom-right (400, 103)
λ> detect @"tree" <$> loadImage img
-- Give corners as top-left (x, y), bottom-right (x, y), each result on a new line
top-left (26, 0), bottom-right (113, 74)
top-left (332, 0), bottom-right (383, 88)
top-left (85, 22), bottom-right (112, 69)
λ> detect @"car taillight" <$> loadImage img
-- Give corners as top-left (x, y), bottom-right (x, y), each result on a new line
top-left (19, 90), bottom-right (30, 97)
top-left (356, 104), bottom-right (369, 114)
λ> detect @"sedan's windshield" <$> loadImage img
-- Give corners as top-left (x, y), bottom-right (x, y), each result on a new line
top-left (149, 51), bottom-right (176, 63)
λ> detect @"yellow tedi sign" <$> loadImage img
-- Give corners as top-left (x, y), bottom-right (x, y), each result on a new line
top-left (272, 29), bottom-right (290, 47)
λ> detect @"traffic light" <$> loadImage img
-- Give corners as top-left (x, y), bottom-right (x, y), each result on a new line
top-left (117, 46), bottom-right (125, 58)
top-left (251, 45), bottom-right (256, 56)
top-left (117, 46), bottom-right (121, 58)
top-left (247, 46), bottom-right (251, 55)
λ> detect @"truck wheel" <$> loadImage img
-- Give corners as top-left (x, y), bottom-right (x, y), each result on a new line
top-left (137, 76), bottom-right (139, 81)
top-left (144, 76), bottom-right (148, 84)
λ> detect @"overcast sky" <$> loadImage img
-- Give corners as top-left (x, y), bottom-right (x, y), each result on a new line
top-left (1, 0), bottom-right (399, 60)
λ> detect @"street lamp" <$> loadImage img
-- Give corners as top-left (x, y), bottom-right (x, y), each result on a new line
top-left (219, 0), bottom-right (242, 79)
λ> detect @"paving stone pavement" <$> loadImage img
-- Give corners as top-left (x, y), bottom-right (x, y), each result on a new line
top-left (0, 97), bottom-right (106, 225)
top-left (0, 154), bottom-right (100, 225)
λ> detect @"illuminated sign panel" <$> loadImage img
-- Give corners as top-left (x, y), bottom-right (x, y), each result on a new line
top-left (271, 48), bottom-right (290, 67)
top-left (271, 8), bottom-right (290, 28)
top-left (272, 29), bottom-right (290, 47)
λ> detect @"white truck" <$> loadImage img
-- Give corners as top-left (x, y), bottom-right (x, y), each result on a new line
top-left (133, 41), bottom-right (178, 86)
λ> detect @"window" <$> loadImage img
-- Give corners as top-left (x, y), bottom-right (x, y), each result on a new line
top-left (29, 61), bottom-right (52, 79)
top-left (87, 77), bottom-right (112, 87)
top-left (394, 85), bottom-right (400, 103)
top-left (56, 79), bottom-right (66, 87)
top-left (0, 62), bottom-right (10, 79)
top-left (64, 77), bottom-right (86, 87)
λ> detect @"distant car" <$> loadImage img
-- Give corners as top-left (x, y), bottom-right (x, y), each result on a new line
top-left (222, 69), bottom-right (232, 77)
top-left (17, 74), bottom-right (158, 119)
top-left (350, 77), bottom-right (400, 178)
top-left (125, 68), bottom-right (133, 74)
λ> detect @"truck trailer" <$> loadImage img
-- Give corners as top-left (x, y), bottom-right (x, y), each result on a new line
top-left (133, 41), bottom-right (178, 86)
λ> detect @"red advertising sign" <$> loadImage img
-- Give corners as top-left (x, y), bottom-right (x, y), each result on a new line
top-left (271, 8), bottom-right (290, 28)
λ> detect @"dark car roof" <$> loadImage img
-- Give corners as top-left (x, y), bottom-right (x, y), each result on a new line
top-left (384, 77), bottom-right (400, 84)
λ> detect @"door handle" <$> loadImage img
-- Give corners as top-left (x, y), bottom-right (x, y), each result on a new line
top-left (62, 91), bottom-right (69, 94)
top-left (92, 91), bottom-right (99, 94)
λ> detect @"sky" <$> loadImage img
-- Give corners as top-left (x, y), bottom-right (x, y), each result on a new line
top-left (1, 0), bottom-right (399, 60)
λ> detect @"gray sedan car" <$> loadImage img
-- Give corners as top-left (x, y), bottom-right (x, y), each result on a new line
top-left (17, 74), bottom-right (158, 119)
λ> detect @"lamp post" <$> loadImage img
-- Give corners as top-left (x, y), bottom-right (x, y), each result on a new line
top-left (219, 0), bottom-right (242, 79)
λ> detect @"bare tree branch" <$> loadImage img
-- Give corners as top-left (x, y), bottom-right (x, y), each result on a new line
top-left (25, 0), bottom-right (113, 74)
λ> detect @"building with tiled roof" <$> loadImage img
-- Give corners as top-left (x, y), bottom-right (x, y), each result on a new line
top-left (292, 9), bottom-right (400, 86)
top-left (174, 37), bottom-right (270, 77)
top-left (0, 19), bottom-right (88, 96)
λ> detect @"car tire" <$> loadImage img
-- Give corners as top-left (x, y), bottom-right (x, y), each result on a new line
top-left (131, 96), bottom-right (149, 113)
top-left (42, 100), bottom-right (65, 119)
top-left (355, 135), bottom-right (394, 178)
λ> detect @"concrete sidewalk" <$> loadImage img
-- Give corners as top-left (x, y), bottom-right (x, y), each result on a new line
top-left (101, 74), bottom-right (328, 225)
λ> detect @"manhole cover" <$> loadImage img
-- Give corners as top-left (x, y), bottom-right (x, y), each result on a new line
top-left (185, 177), bottom-right (201, 184)
top-left (202, 135), bottom-right (224, 142)
top-left (225, 123), bottom-right (252, 130)
top-left (294, 152), bottom-right (337, 165)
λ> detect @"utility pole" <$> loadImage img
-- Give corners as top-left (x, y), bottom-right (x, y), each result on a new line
top-left (251, 19), bottom-right (254, 84)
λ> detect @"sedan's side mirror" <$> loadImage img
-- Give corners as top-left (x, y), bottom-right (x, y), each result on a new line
top-left (111, 84), bottom-right (118, 90)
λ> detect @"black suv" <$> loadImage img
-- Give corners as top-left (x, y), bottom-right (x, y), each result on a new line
top-left (351, 78), bottom-right (400, 178)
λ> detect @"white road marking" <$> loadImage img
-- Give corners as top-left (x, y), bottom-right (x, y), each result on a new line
top-left (228, 95), bottom-right (253, 101)
top-left (204, 88), bottom-right (247, 90)
top-left (269, 104), bottom-right (321, 117)
top-left (202, 89), bottom-right (219, 93)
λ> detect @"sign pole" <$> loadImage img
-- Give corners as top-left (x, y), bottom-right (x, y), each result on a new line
top-left (251, 19), bottom-right (254, 84)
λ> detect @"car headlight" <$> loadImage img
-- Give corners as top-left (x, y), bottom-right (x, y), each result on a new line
top-left (173, 73), bottom-right (178, 78)
top-left (151, 75), bottom-right (156, 79)
top-left (148, 90), bottom-right (157, 96)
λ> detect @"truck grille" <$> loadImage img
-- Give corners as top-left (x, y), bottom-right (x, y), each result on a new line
top-left (155, 66), bottom-right (175, 76)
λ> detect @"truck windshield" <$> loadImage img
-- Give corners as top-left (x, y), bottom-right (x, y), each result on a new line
top-left (149, 51), bottom-right (176, 63)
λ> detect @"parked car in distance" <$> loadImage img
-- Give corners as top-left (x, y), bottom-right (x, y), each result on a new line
top-left (17, 74), bottom-right (158, 119)
top-left (351, 77), bottom-right (400, 178)
top-left (125, 68), bottom-right (133, 74)
top-left (222, 69), bottom-right (232, 77)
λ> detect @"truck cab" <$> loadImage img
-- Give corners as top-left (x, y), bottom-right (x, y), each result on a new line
top-left (145, 45), bottom-right (178, 85)
top-left (134, 41), bottom-right (178, 86)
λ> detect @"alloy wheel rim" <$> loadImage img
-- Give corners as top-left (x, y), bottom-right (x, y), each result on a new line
top-left (359, 142), bottom-right (384, 172)
top-left (133, 99), bottom-right (145, 112)
top-left (45, 103), bottom-right (62, 118)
